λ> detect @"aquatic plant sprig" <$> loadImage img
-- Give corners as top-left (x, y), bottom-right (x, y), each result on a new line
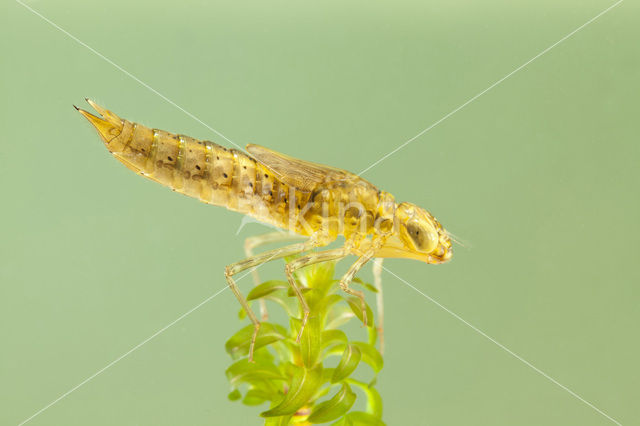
top-left (225, 260), bottom-right (384, 425)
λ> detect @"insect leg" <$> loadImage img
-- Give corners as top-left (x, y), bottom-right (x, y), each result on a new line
top-left (225, 239), bottom-right (318, 362)
top-left (284, 248), bottom-right (350, 342)
top-left (372, 258), bottom-right (384, 354)
top-left (339, 250), bottom-right (378, 327)
top-left (244, 232), bottom-right (306, 320)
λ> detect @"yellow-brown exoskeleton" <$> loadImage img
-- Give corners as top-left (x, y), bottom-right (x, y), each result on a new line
top-left (78, 99), bottom-right (452, 361)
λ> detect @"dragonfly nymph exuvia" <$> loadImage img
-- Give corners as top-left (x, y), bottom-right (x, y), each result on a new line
top-left (77, 99), bottom-right (452, 361)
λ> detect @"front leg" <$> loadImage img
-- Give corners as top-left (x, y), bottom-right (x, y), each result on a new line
top-left (339, 250), bottom-right (376, 327)
top-left (339, 235), bottom-right (390, 327)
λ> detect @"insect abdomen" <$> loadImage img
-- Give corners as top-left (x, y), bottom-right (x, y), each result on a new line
top-left (79, 104), bottom-right (301, 230)
top-left (105, 119), bottom-right (257, 207)
top-left (80, 101), bottom-right (331, 233)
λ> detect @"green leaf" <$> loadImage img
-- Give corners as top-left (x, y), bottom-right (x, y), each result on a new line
top-left (281, 361), bottom-right (299, 378)
top-left (351, 342), bottom-right (384, 373)
top-left (304, 260), bottom-right (336, 289)
top-left (271, 340), bottom-right (295, 364)
top-left (264, 414), bottom-right (293, 426)
top-left (293, 260), bottom-right (336, 290)
top-left (345, 296), bottom-right (374, 328)
top-left (325, 304), bottom-right (356, 330)
top-left (308, 383), bottom-right (357, 423)
top-left (300, 315), bottom-right (322, 368)
top-left (330, 416), bottom-right (349, 426)
top-left (227, 389), bottom-right (242, 401)
top-left (225, 358), bottom-right (285, 389)
top-left (321, 329), bottom-right (348, 351)
top-left (261, 365), bottom-right (323, 417)
top-left (352, 277), bottom-right (378, 293)
top-left (324, 344), bottom-right (347, 358)
top-left (331, 344), bottom-right (362, 383)
top-left (364, 388), bottom-right (383, 419)
top-left (311, 383), bottom-right (332, 402)
top-left (347, 379), bottom-right (383, 419)
top-left (320, 367), bottom-right (335, 384)
top-left (238, 307), bottom-right (246, 320)
top-left (247, 280), bottom-right (289, 301)
top-left (325, 342), bottom-right (383, 374)
top-left (265, 293), bottom-right (298, 317)
top-left (367, 324), bottom-right (378, 346)
top-left (243, 388), bottom-right (272, 406)
top-left (343, 411), bottom-right (385, 425)
top-left (318, 293), bottom-right (343, 311)
top-left (225, 322), bottom-right (288, 359)
top-left (286, 286), bottom-right (312, 298)
top-left (319, 294), bottom-right (347, 322)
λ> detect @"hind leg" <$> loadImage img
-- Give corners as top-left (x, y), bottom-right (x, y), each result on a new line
top-left (225, 238), bottom-right (320, 362)
top-left (284, 248), bottom-right (350, 341)
top-left (244, 232), bottom-right (306, 320)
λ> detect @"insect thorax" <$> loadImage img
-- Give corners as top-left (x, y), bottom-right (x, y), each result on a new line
top-left (287, 181), bottom-right (382, 240)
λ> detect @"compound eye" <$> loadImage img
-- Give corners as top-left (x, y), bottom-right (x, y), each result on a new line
top-left (406, 222), bottom-right (438, 253)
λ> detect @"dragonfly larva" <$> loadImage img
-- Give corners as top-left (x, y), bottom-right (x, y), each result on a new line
top-left (77, 99), bottom-right (452, 361)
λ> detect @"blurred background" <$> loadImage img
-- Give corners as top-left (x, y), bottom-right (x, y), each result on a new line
top-left (1, 0), bottom-right (638, 424)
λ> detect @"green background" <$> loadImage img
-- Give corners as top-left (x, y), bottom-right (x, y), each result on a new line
top-left (1, 0), bottom-right (638, 424)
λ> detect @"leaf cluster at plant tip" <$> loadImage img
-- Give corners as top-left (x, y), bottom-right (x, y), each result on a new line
top-left (225, 260), bottom-right (385, 425)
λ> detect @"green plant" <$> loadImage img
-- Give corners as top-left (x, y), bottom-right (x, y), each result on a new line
top-left (225, 259), bottom-right (384, 425)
